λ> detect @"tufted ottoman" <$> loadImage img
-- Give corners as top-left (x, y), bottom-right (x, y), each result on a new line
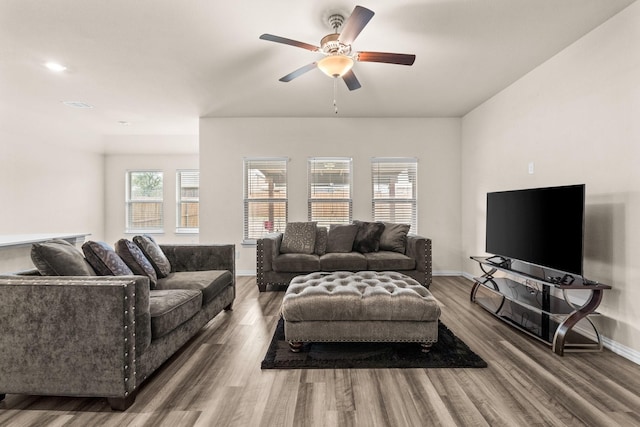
top-left (281, 271), bottom-right (441, 352)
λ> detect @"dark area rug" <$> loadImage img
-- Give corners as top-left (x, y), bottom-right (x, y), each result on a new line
top-left (261, 318), bottom-right (488, 369)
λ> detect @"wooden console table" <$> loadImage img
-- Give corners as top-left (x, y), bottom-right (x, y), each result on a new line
top-left (470, 256), bottom-right (611, 356)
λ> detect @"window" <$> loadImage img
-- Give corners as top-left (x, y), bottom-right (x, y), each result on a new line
top-left (308, 158), bottom-right (352, 228)
top-left (126, 171), bottom-right (164, 232)
top-left (176, 170), bottom-right (199, 232)
top-left (371, 158), bottom-right (418, 232)
top-left (243, 158), bottom-right (288, 241)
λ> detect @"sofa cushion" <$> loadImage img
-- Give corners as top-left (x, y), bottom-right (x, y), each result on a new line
top-left (280, 222), bottom-right (317, 254)
top-left (155, 270), bottom-right (233, 304)
top-left (379, 222), bottom-right (411, 254)
top-left (364, 251), bottom-right (416, 271)
top-left (319, 252), bottom-right (367, 271)
top-left (273, 254), bottom-right (321, 273)
top-left (115, 239), bottom-right (158, 288)
top-left (134, 235), bottom-right (172, 278)
top-left (82, 241), bottom-right (133, 276)
top-left (352, 221), bottom-right (385, 253)
top-left (149, 289), bottom-right (202, 339)
top-left (326, 224), bottom-right (358, 253)
top-left (31, 239), bottom-right (96, 276)
top-left (314, 226), bottom-right (328, 256)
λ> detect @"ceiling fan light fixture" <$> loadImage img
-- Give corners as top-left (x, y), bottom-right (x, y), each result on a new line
top-left (318, 55), bottom-right (354, 78)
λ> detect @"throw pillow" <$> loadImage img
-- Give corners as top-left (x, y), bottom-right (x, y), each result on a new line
top-left (280, 222), bottom-right (317, 254)
top-left (326, 223), bottom-right (359, 253)
top-left (82, 240), bottom-right (133, 276)
top-left (31, 239), bottom-right (96, 276)
top-left (352, 220), bottom-right (385, 253)
top-left (379, 222), bottom-right (411, 254)
top-left (115, 239), bottom-right (158, 288)
top-left (133, 235), bottom-right (172, 278)
top-left (314, 226), bottom-right (328, 256)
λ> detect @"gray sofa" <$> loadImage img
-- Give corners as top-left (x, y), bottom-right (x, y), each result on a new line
top-left (257, 230), bottom-right (432, 291)
top-left (0, 243), bottom-right (235, 411)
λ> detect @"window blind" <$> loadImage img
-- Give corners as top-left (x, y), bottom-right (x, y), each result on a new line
top-left (371, 158), bottom-right (418, 232)
top-left (244, 158), bottom-right (288, 241)
top-left (308, 158), bottom-right (352, 228)
top-left (177, 170), bottom-right (199, 231)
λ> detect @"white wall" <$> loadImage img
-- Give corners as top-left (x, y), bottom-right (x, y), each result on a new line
top-left (104, 153), bottom-right (200, 246)
top-left (0, 114), bottom-right (104, 272)
top-left (461, 2), bottom-right (640, 354)
top-left (199, 117), bottom-right (461, 274)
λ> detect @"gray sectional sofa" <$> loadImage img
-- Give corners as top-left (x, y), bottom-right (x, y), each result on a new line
top-left (0, 240), bottom-right (235, 411)
top-left (256, 221), bottom-right (432, 291)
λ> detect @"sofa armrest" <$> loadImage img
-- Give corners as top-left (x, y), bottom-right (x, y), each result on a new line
top-left (160, 244), bottom-right (235, 276)
top-left (256, 233), bottom-right (283, 291)
top-left (406, 235), bottom-right (432, 288)
top-left (257, 233), bottom-right (283, 272)
top-left (0, 276), bottom-right (142, 399)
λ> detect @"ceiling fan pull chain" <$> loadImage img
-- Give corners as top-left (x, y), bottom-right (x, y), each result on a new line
top-left (333, 77), bottom-right (338, 115)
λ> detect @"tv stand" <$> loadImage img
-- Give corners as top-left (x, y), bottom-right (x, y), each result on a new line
top-left (470, 256), bottom-right (611, 356)
top-left (485, 255), bottom-right (512, 269)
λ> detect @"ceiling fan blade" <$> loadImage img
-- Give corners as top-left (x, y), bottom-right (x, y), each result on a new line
top-left (259, 34), bottom-right (319, 52)
top-left (338, 6), bottom-right (375, 45)
top-left (279, 62), bottom-right (318, 82)
top-left (356, 51), bottom-right (416, 66)
top-left (342, 70), bottom-right (361, 91)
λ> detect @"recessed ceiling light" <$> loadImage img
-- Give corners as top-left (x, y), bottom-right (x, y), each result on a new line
top-left (45, 62), bottom-right (67, 72)
top-left (62, 101), bottom-right (93, 109)
top-left (118, 121), bottom-right (131, 126)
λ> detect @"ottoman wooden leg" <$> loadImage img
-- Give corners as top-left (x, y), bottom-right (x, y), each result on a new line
top-left (421, 342), bottom-right (433, 353)
top-left (288, 341), bottom-right (303, 353)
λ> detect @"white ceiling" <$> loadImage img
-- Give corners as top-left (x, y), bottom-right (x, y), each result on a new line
top-left (1, 0), bottom-right (636, 149)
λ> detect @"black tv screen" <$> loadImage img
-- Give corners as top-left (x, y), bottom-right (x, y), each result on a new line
top-left (486, 184), bottom-right (585, 276)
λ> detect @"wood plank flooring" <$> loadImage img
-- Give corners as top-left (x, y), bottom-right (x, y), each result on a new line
top-left (1, 276), bottom-right (640, 426)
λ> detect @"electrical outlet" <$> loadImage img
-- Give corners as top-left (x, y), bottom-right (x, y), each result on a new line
top-left (528, 161), bottom-right (535, 174)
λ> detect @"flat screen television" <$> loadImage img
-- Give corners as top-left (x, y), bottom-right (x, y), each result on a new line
top-left (485, 184), bottom-right (585, 276)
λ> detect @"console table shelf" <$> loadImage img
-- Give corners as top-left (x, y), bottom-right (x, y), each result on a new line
top-left (470, 256), bottom-right (611, 356)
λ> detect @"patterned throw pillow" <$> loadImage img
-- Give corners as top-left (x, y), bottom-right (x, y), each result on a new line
top-left (133, 235), bottom-right (172, 278)
top-left (280, 222), bottom-right (317, 254)
top-left (115, 239), bottom-right (158, 288)
top-left (82, 241), bottom-right (133, 276)
top-left (352, 220), bottom-right (385, 253)
top-left (326, 224), bottom-right (359, 253)
top-left (314, 226), bottom-right (328, 255)
top-left (31, 239), bottom-right (96, 276)
top-left (379, 222), bottom-right (411, 254)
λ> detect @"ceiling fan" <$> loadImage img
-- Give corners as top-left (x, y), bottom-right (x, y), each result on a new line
top-left (260, 5), bottom-right (416, 91)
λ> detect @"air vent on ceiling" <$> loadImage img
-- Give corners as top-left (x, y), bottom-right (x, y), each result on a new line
top-left (62, 101), bottom-right (93, 109)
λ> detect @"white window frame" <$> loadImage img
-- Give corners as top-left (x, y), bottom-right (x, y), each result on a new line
top-left (308, 157), bottom-right (353, 228)
top-left (243, 157), bottom-right (288, 243)
top-left (176, 170), bottom-right (199, 233)
top-left (125, 170), bottom-right (164, 234)
top-left (371, 157), bottom-right (418, 233)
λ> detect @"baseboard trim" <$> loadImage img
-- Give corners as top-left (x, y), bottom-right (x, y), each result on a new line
top-left (237, 270), bottom-right (256, 276)
top-left (601, 336), bottom-right (640, 365)
top-left (461, 271), bottom-right (475, 281)
top-left (434, 270), bottom-right (465, 276)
